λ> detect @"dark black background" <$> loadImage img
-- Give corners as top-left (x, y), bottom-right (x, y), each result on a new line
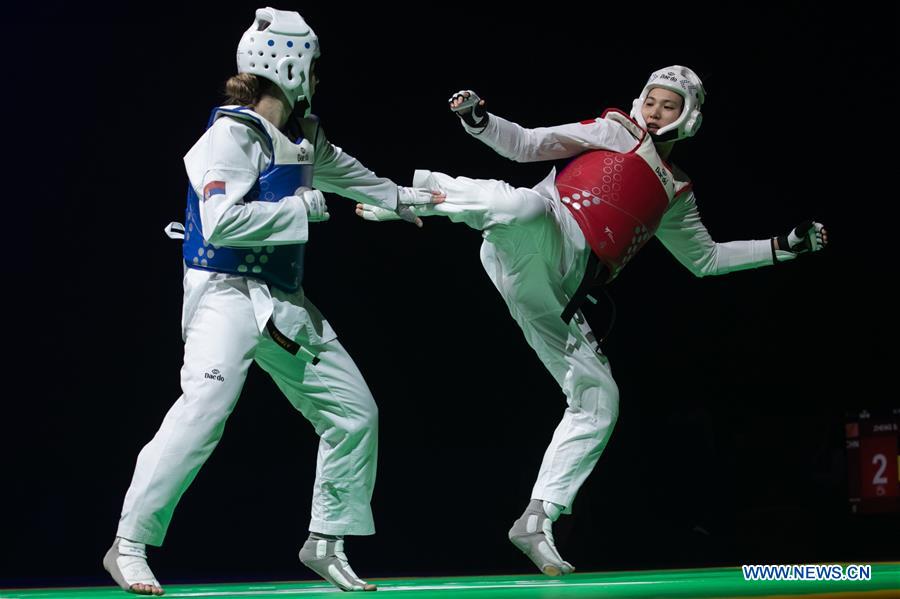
top-left (3, 0), bottom-right (896, 588)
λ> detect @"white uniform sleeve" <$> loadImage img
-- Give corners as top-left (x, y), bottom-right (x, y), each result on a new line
top-left (655, 191), bottom-right (774, 277)
top-left (311, 123), bottom-right (399, 211)
top-left (183, 117), bottom-right (309, 247)
top-left (463, 113), bottom-right (637, 162)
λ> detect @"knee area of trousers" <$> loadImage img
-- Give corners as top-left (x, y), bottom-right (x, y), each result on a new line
top-left (604, 386), bottom-right (620, 423)
top-left (177, 406), bottom-right (232, 433)
top-left (607, 400), bottom-right (620, 426)
top-left (574, 384), bottom-right (619, 422)
top-left (342, 406), bottom-right (379, 440)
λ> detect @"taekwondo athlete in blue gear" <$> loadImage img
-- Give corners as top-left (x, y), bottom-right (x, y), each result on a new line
top-left (103, 7), bottom-right (442, 595)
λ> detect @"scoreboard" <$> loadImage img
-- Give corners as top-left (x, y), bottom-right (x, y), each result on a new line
top-left (846, 408), bottom-right (900, 514)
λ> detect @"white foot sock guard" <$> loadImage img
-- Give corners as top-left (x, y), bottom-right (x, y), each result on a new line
top-left (102, 538), bottom-right (164, 595)
top-left (508, 499), bottom-right (575, 576)
top-left (299, 533), bottom-right (376, 592)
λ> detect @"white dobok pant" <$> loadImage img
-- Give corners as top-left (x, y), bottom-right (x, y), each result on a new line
top-left (117, 274), bottom-right (377, 545)
top-left (417, 169), bottom-right (620, 514)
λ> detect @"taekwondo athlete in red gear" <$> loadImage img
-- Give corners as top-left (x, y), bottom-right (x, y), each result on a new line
top-left (357, 65), bottom-right (828, 576)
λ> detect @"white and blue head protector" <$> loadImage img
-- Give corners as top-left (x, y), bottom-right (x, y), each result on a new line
top-left (236, 7), bottom-right (320, 114)
top-left (630, 65), bottom-right (705, 142)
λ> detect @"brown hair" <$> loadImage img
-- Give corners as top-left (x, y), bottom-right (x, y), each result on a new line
top-left (224, 73), bottom-right (277, 106)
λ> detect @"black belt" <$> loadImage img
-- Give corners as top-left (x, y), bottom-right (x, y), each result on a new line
top-left (265, 318), bottom-right (320, 365)
top-left (562, 253), bottom-right (607, 323)
top-left (561, 253), bottom-right (617, 344)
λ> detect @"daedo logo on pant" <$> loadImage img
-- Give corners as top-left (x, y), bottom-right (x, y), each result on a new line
top-left (205, 369), bottom-right (225, 382)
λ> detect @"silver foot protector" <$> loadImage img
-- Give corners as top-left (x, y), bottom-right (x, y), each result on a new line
top-left (508, 500), bottom-right (575, 576)
top-left (102, 538), bottom-right (164, 595)
top-left (299, 536), bottom-right (376, 592)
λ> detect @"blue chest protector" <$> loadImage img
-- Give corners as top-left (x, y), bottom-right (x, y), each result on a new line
top-left (182, 107), bottom-right (313, 292)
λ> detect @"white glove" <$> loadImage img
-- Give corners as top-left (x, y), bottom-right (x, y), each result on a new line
top-left (395, 186), bottom-right (441, 227)
top-left (355, 187), bottom-right (442, 226)
top-left (449, 89), bottom-right (488, 130)
top-left (773, 220), bottom-right (828, 262)
top-left (297, 187), bottom-right (329, 222)
top-left (356, 204), bottom-right (401, 222)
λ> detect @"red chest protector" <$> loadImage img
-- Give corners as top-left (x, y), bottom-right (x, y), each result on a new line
top-left (557, 109), bottom-right (689, 281)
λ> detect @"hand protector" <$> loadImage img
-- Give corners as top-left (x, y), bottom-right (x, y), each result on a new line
top-left (355, 187), bottom-right (439, 225)
top-left (395, 186), bottom-right (439, 227)
top-left (356, 204), bottom-right (401, 222)
top-left (773, 220), bottom-right (828, 262)
top-left (449, 89), bottom-right (488, 130)
top-left (297, 187), bottom-right (330, 222)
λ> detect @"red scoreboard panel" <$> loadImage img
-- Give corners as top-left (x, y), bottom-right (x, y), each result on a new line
top-left (846, 408), bottom-right (900, 514)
